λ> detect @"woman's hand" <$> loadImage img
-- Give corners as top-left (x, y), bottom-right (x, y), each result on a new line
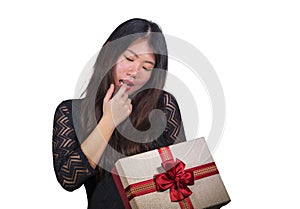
top-left (102, 84), bottom-right (132, 127)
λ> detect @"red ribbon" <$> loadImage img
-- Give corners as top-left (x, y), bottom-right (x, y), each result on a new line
top-left (154, 158), bottom-right (194, 202)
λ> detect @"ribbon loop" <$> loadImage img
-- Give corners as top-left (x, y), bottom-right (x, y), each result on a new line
top-left (154, 159), bottom-right (194, 202)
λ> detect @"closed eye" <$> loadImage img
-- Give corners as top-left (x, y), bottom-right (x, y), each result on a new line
top-left (124, 55), bottom-right (134, 62)
top-left (143, 66), bottom-right (152, 71)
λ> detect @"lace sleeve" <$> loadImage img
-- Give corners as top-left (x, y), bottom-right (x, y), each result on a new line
top-left (159, 92), bottom-right (187, 146)
top-left (52, 100), bottom-right (97, 191)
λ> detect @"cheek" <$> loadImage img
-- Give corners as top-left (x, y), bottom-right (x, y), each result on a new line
top-left (137, 71), bottom-right (153, 84)
top-left (114, 62), bottom-right (128, 77)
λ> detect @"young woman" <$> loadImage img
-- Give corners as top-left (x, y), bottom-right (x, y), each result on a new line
top-left (52, 18), bottom-right (186, 209)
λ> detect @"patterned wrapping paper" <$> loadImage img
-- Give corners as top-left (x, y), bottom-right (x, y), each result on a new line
top-left (112, 137), bottom-right (231, 209)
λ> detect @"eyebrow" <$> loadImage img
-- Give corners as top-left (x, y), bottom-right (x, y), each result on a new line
top-left (126, 49), bottom-right (155, 66)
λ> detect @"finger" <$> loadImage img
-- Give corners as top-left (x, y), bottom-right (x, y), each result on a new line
top-left (126, 98), bottom-right (131, 105)
top-left (121, 92), bottom-right (129, 103)
top-left (114, 84), bottom-right (127, 99)
top-left (128, 104), bottom-right (133, 114)
top-left (112, 84), bottom-right (121, 97)
top-left (103, 84), bottom-right (114, 103)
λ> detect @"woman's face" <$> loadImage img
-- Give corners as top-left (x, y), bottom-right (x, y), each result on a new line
top-left (113, 39), bottom-right (156, 95)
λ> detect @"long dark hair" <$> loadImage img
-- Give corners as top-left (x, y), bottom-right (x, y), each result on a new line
top-left (75, 18), bottom-right (168, 178)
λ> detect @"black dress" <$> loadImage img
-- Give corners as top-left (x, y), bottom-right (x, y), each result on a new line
top-left (52, 91), bottom-right (186, 209)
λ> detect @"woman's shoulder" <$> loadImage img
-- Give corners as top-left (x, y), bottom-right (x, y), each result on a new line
top-left (55, 98), bottom-right (83, 110)
top-left (54, 99), bottom-right (84, 120)
top-left (160, 90), bottom-right (178, 105)
top-left (53, 99), bottom-right (85, 130)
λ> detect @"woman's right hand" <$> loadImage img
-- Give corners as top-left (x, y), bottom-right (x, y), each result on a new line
top-left (102, 84), bottom-right (132, 127)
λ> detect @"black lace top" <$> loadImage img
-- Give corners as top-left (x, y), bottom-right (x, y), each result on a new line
top-left (52, 91), bottom-right (186, 209)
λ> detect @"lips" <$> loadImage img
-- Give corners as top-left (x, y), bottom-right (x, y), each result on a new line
top-left (119, 79), bottom-right (134, 87)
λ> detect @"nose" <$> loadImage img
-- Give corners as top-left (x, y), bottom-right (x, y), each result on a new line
top-left (127, 72), bottom-right (137, 79)
top-left (126, 63), bottom-right (139, 79)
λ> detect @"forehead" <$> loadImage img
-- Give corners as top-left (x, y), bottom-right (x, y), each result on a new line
top-left (127, 39), bottom-right (154, 57)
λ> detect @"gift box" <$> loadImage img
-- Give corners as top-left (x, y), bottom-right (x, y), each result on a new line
top-left (112, 137), bottom-right (231, 209)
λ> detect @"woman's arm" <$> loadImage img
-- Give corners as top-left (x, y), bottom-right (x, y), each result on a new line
top-left (53, 85), bottom-right (132, 190)
top-left (52, 100), bottom-right (97, 192)
top-left (80, 84), bottom-right (132, 169)
top-left (80, 113), bottom-right (115, 169)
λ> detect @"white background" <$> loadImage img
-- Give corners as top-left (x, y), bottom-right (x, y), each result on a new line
top-left (1, 0), bottom-right (299, 208)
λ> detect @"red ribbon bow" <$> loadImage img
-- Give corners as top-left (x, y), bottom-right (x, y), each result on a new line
top-left (154, 159), bottom-right (194, 202)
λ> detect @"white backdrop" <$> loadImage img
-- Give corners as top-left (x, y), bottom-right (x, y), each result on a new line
top-left (1, 0), bottom-right (299, 208)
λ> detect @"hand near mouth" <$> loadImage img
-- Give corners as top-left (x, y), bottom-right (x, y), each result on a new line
top-left (113, 79), bottom-right (133, 96)
top-left (103, 83), bottom-right (133, 127)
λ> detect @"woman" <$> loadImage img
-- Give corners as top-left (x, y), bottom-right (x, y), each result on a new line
top-left (52, 18), bottom-right (186, 209)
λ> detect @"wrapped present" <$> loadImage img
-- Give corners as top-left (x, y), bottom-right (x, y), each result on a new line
top-left (112, 137), bottom-right (231, 209)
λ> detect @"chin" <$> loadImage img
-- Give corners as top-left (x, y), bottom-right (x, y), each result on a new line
top-left (127, 87), bottom-right (141, 96)
top-left (127, 89), bottom-right (135, 95)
